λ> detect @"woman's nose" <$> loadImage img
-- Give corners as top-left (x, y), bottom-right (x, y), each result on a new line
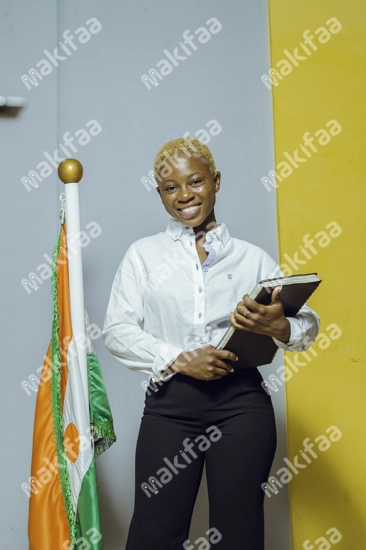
top-left (177, 186), bottom-right (195, 201)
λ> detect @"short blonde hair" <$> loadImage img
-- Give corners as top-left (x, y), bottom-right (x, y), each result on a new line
top-left (153, 137), bottom-right (216, 185)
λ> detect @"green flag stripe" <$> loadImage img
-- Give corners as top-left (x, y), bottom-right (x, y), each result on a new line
top-left (75, 458), bottom-right (103, 550)
top-left (87, 353), bottom-right (117, 458)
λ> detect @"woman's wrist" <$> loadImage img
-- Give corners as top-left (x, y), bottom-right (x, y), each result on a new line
top-left (171, 352), bottom-right (190, 375)
top-left (271, 317), bottom-right (291, 343)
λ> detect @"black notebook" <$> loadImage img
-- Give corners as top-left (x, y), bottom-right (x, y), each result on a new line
top-left (216, 273), bottom-right (321, 369)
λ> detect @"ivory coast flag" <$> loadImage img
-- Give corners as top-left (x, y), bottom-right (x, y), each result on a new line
top-left (28, 221), bottom-right (116, 550)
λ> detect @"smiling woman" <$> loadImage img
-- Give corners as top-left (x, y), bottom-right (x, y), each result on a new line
top-left (153, 139), bottom-right (220, 254)
top-left (102, 136), bottom-right (320, 550)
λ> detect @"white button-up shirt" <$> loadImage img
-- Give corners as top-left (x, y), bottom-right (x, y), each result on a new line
top-left (102, 217), bottom-right (320, 383)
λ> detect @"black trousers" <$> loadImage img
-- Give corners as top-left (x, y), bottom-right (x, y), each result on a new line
top-left (125, 369), bottom-right (277, 550)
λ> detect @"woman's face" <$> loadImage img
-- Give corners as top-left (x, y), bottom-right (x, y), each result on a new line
top-left (156, 154), bottom-right (221, 227)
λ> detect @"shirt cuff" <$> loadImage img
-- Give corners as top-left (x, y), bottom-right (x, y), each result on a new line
top-left (151, 343), bottom-right (184, 383)
top-left (272, 317), bottom-right (308, 352)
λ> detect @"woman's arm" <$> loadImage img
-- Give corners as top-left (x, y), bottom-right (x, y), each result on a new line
top-left (102, 243), bottom-right (184, 382)
top-left (230, 248), bottom-right (320, 352)
top-left (262, 249), bottom-right (320, 351)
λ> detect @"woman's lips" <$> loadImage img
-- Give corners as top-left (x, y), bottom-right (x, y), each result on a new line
top-left (177, 203), bottom-right (202, 219)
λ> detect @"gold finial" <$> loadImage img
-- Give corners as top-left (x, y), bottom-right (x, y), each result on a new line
top-left (58, 158), bottom-right (83, 184)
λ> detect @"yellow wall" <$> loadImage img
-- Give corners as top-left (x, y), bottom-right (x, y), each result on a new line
top-left (267, 1), bottom-right (366, 548)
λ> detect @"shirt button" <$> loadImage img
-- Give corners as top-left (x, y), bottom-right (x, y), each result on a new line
top-left (204, 267), bottom-right (208, 272)
top-left (198, 287), bottom-right (202, 293)
top-left (198, 312), bottom-right (202, 318)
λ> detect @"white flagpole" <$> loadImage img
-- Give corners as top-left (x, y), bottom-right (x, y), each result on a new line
top-left (57, 158), bottom-right (89, 406)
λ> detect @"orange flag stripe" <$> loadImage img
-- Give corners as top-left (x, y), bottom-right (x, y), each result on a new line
top-left (28, 222), bottom-right (73, 549)
top-left (57, 222), bottom-right (71, 409)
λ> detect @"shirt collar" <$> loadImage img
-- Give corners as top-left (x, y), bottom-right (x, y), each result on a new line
top-left (165, 217), bottom-right (230, 247)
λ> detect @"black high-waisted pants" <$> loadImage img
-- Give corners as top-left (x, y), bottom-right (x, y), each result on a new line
top-left (125, 368), bottom-right (277, 550)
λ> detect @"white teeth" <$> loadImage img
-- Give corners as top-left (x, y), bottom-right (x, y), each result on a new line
top-left (181, 205), bottom-right (201, 213)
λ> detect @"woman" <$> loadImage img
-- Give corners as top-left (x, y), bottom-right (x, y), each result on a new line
top-left (102, 137), bottom-right (320, 550)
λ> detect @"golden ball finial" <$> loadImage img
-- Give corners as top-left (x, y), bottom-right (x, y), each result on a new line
top-left (58, 158), bottom-right (83, 184)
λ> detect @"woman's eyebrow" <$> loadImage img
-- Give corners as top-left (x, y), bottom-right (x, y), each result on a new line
top-left (163, 172), bottom-right (204, 184)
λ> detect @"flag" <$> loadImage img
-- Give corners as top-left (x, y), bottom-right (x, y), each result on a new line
top-left (28, 221), bottom-right (116, 550)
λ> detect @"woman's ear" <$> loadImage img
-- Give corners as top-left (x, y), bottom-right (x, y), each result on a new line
top-left (214, 171), bottom-right (221, 192)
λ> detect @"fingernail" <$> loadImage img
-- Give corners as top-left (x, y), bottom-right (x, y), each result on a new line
top-left (230, 368), bottom-right (234, 372)
top-left (235, 357), bottom-right (239, 361)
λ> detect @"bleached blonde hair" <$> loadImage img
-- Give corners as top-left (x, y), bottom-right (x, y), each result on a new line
top-left (153, 137), bottom-right (216, 186)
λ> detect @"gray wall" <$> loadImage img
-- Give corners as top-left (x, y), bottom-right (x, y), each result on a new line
top-left (0, 1), bottom-right (291, 548)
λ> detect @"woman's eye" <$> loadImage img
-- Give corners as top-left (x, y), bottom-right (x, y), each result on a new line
top-left (192, 180), bottom-right (202, 185)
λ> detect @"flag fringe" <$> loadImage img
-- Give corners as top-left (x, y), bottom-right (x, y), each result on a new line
top-left (50, 227), bottom-right (77, 550)
top-left (86, 352), bottom-right (117, 459)
top-left (92, 422), bottom-right (116, 457)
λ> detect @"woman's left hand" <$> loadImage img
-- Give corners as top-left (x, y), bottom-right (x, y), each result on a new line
top-left (230, 286), bottom-right (291, 343)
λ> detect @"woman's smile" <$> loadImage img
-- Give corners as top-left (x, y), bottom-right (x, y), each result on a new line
top-left (176, 202), bottom-right (202, 219)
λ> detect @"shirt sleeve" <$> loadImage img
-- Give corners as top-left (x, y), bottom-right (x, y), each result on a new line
top-left (102, 243), bottom-right (184, 382)
top-left (259, 249), bottom-right (320, 352)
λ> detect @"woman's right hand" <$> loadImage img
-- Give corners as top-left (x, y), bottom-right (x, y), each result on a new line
top-left (170, 345), bottom-right (238, 380)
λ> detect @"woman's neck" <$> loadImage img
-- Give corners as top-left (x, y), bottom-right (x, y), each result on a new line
top-left (192, 210), bottom-right (218, 243)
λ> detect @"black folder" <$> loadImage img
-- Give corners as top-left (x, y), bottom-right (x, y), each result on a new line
top-left (216, 273), bottom-right (321, 369)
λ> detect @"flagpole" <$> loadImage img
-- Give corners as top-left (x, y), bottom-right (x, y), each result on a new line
top-left (57, 158), bottom-right (89, 405)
